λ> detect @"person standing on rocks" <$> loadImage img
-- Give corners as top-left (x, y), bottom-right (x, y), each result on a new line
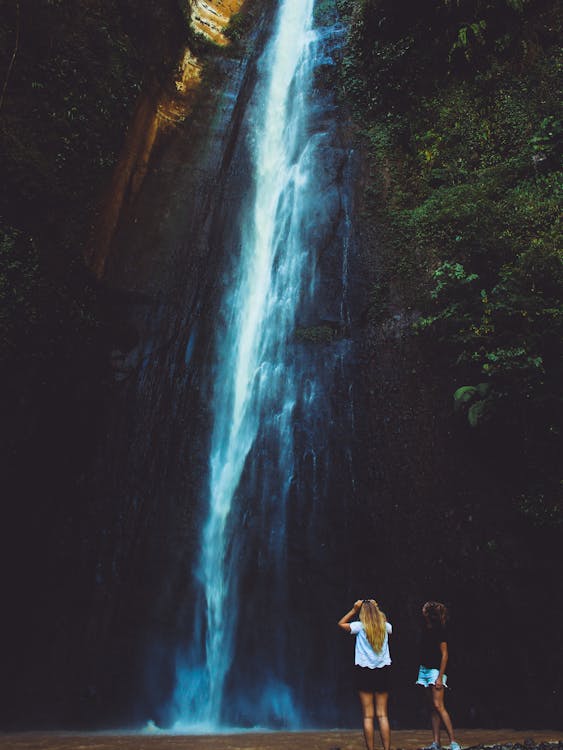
top-left (338, 599), bottom-right (393, 750)
top-left (416, 600), bottom-right (460, 750)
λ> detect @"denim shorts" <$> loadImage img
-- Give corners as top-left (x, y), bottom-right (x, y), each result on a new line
top-left (416, 666), bottom-right (448, 688)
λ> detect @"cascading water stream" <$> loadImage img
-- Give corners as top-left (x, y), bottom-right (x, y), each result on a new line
top-left (173, 0), bottom-right (319, 729)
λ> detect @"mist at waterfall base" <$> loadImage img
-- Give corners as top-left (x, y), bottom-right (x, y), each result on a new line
top-left (166, 0), bottom-right (360, 732)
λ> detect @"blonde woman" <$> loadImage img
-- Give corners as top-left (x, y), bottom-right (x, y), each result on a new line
top-left (416, 601), bottom-right (460, 750)
top-left (338, 599), bottom-right (392, 750)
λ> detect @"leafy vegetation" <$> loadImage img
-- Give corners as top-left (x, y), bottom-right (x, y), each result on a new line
top-left (224, 11), bottom-right (254, 44)
top-left (0, 0), bottom-right (189, 469)
top-left (336, 0), bottom-right (562, 520)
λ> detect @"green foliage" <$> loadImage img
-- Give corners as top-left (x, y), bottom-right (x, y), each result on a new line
top-left (430, 262), bottom-right (480, 300)
top-left (0, 228), bottom-right (40, 357)
top-left (414, 261), bottom-right (482, 343)
top-left (450, 19), bottom-right (487, 62)
top-left (313, 0), bottom-right (337, 24)
top-left (338, 0), bottom-right (562, 512)
top-left (412, 158), bottom-right (561, 504)
top-left (0, 0), bottom-right (189, 241)
top-left (529, 116), bottom-right (563, 164)
top-left (454, 382), bottom-right (490, 403)
top-left (338, 0), bottom-right (559, 116)
top-left (454, 383), bottom-right (492, 426)
top-left (0, 0), bottom-right (190, 312)
top-left (224, 12), bottom-right (252, 42)
top-left (223, 8), bottom-right (262, 55)
top-left (467, 396), bottom-right (492, 426)
top-left (518, 487), bottom-right (563, 527)
top-left (0, 0), bottom-right (189, 462)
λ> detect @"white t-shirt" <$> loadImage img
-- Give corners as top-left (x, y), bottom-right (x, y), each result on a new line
top-left (350, 620), bottom-right (393, 668)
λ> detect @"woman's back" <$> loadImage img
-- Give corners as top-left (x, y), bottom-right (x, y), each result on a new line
top-left (350, 620), bottom-right (393, 668)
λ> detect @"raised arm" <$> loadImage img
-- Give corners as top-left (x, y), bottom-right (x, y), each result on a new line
top-left (338, 600), bottom-right (363, 632)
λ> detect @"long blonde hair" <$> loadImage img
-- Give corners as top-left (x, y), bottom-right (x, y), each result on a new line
top-left (359, 599), bottom-right (387, 653)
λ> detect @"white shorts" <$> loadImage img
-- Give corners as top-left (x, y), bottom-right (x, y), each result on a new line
top-left (416, 666), bottom-right (448, 688)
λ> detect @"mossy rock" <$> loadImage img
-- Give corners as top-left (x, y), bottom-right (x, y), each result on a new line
top-left (295, 324), bottom-right (337, 344)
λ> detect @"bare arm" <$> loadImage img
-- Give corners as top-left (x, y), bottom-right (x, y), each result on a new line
top-left (338, 600), bottom-right (363, 632)
top-left (435, 641), bottom-right (448, 689)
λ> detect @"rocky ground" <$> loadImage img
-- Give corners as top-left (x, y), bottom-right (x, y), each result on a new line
top-left (0, 729), bottom-right (560, 750)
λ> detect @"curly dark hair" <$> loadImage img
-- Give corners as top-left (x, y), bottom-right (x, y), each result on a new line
top-left (422, 601), bottom-right (449, 627)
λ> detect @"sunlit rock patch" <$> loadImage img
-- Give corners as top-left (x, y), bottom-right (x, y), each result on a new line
top-left (162, 1), bottom-right (245, 121)
top-left (157, 48), bottom-right (203, 125)
top-left (89, 1), bottom-right (249, 275)
top-left (190, 0), bottom-right (245, 46)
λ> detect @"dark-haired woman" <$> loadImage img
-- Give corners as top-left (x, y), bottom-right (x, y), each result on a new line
top-left (339, 599), bottom-right (392, 750)
top-left (416, 601), bottom-right (460, 750)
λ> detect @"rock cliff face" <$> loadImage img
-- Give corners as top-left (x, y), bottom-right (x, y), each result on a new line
top-left (190, 0), bottom-right (245, 45)
top-left (88, 0), bottom-right (245, 278)
top-left (75, 0), bottom-right (283, 727)
top-left (78, 0), bottom-right (375, 728)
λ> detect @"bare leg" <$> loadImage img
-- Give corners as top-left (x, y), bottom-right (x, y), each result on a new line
top-left (375, 691), bottom-right (391, 750)
top-left (358, 691), bottom-right (375, 750)
top-left (425, 687), bottom-right (441, 745)
top-left (431, 685), bottom-right (456, 744)
top-left (431, 707), bottom-right (441, 744)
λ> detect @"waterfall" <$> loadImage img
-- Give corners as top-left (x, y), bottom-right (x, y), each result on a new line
top-left (171, 0), bottom-right (356, 730)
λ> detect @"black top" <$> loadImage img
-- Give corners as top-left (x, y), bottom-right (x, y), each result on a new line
top-left (420, 624), bottom-right (448, 669)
